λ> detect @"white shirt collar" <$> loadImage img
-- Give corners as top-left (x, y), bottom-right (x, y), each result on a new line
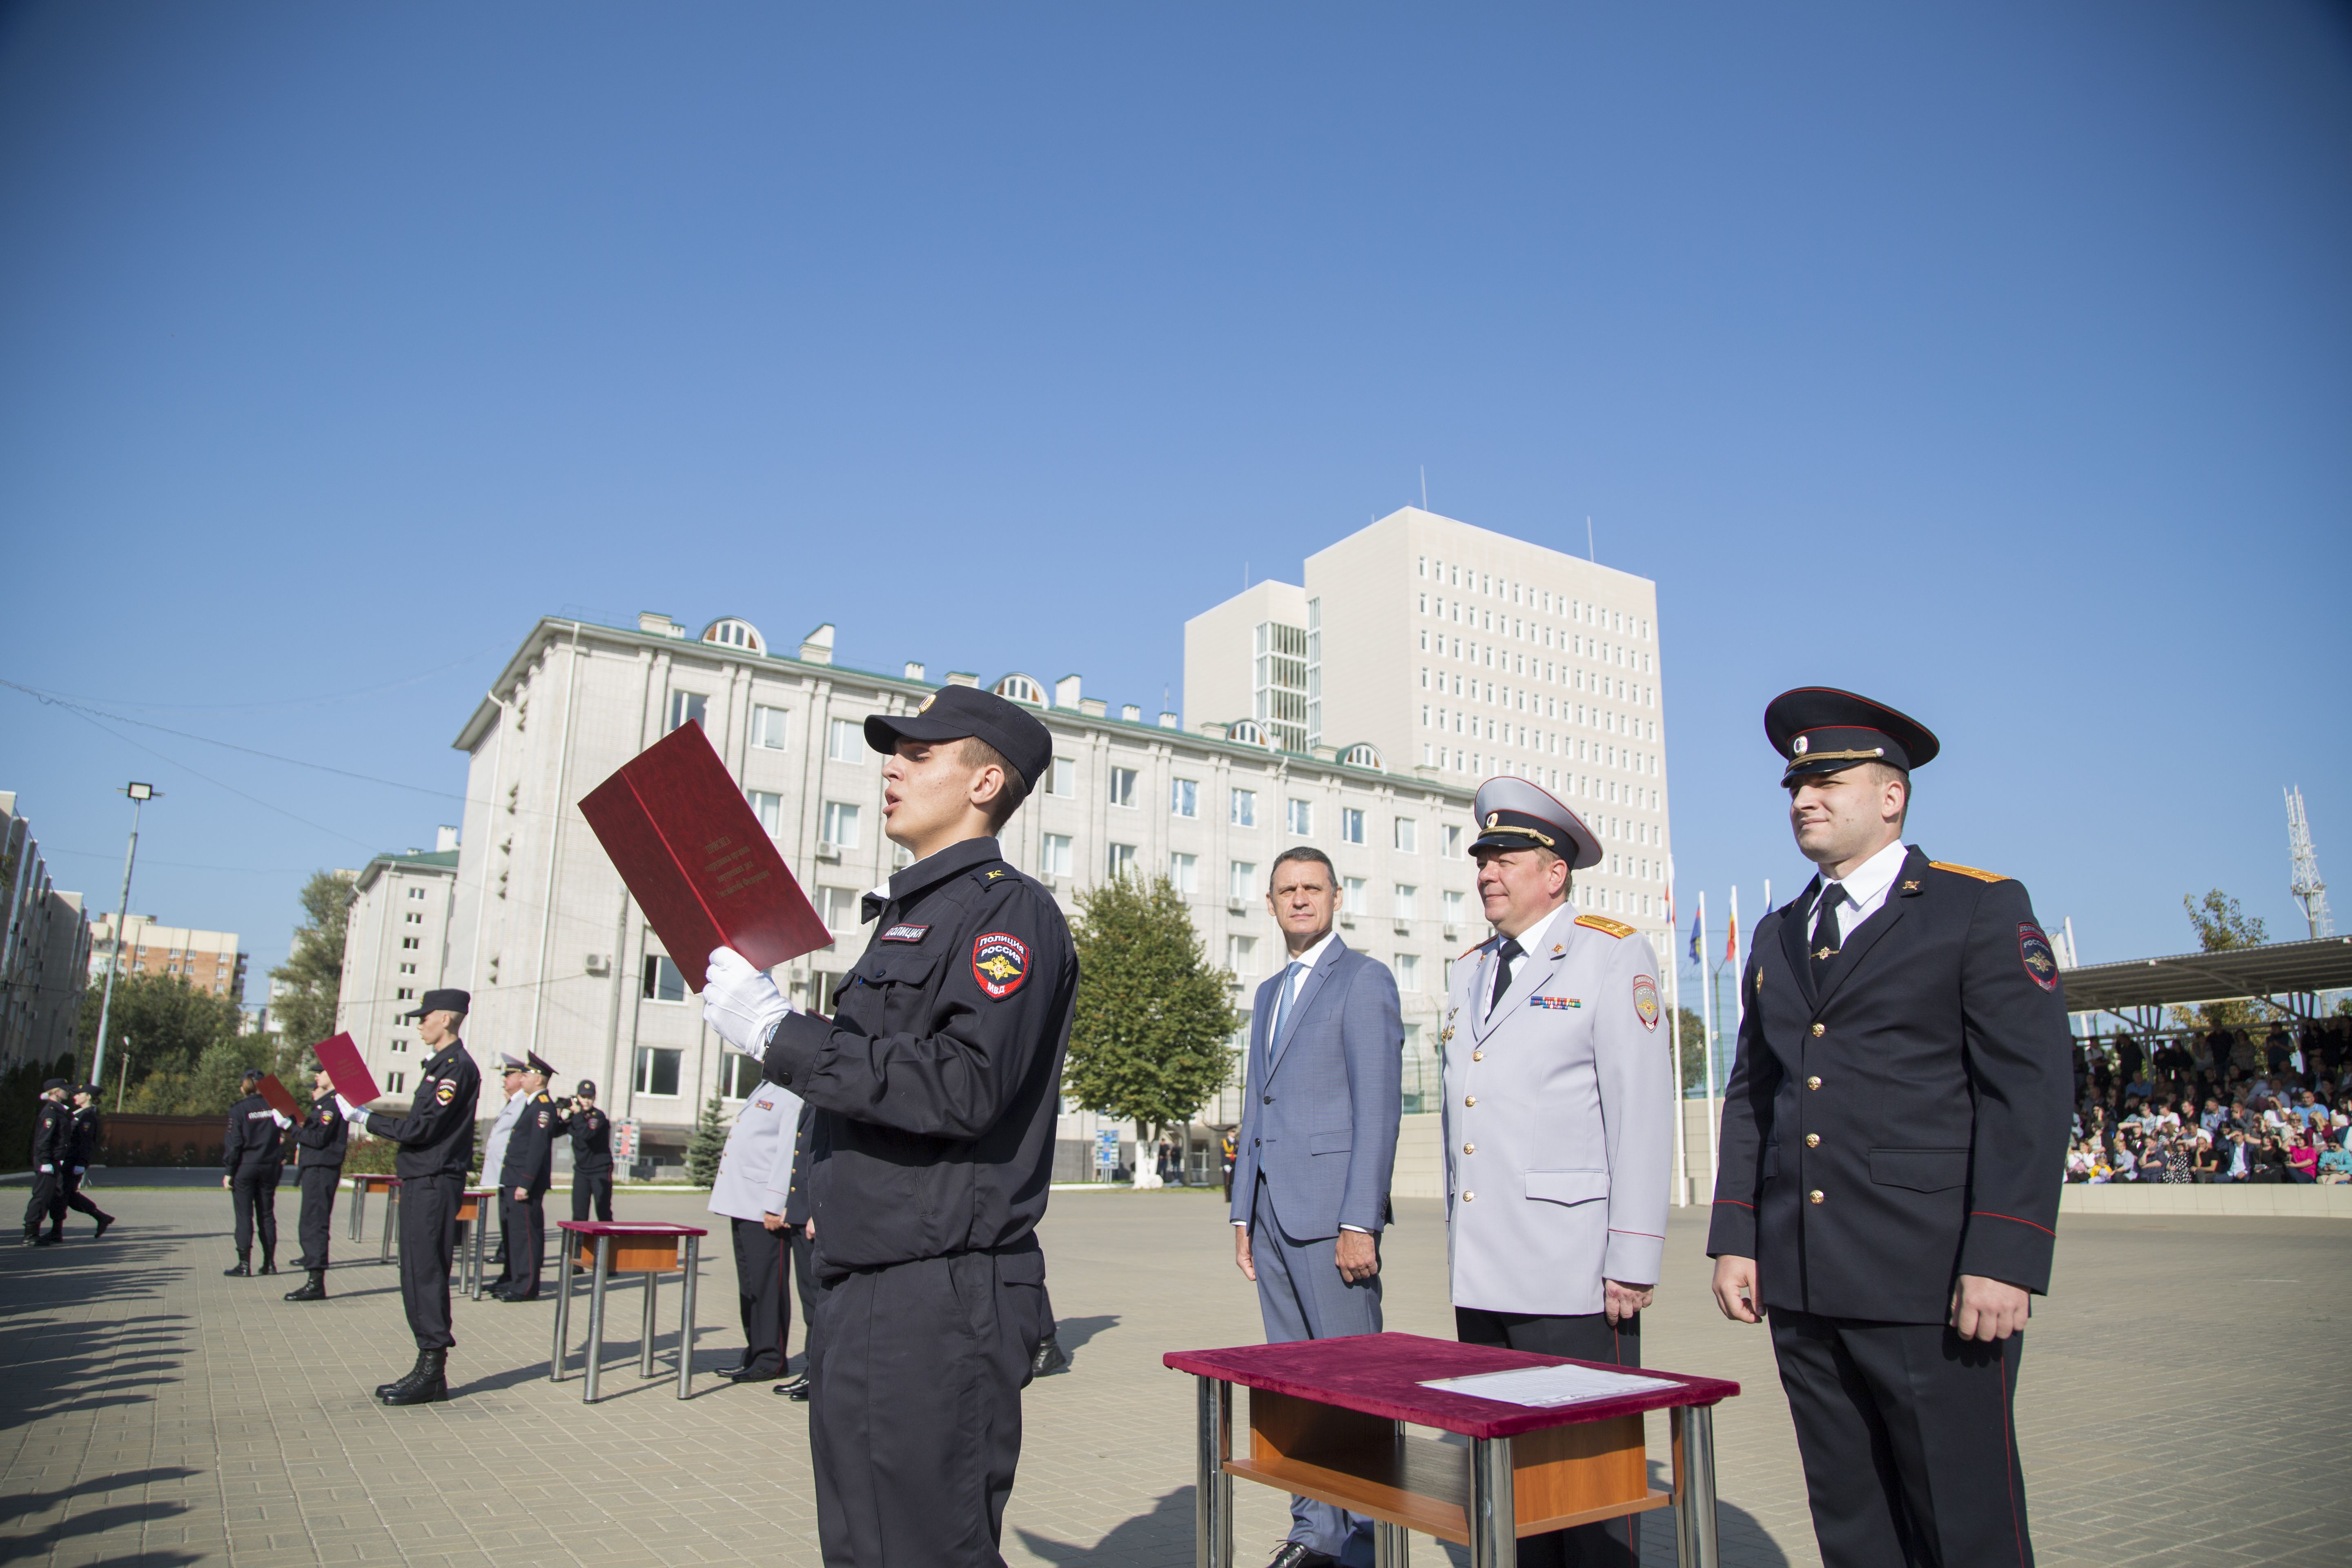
top-left (1282, 929), bottom-right (1339, 987)
top-left (1499, 902), bottom-right (1571, 958)
top-left (1817, 838), bottom-right (1909, 911)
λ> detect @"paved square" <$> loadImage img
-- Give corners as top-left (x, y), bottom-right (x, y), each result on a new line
top-left (1, 1183), bottom-right (2343, 1566)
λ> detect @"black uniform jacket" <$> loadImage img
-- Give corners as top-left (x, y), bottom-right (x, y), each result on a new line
top-left (30, 1101), bottom-right (71, 1168)
top-left (69, 1106), bottom-right (102, 1167)
top-left (223, 1093), bottom-right (286, 1176)
top-left (500, 1090), bottom-right (557, 1195)
top-left (782, 1102), bottom-right (814, 1228)
top-left (557, 1103), bottom-right (612, 1175)
top-left (364, 1040), bottom-right (481, 1180)
top-left (1706, 848), bottom-right (2072, 1323)
top-left (296, 1091), bottom-right (349, 1168)
top-left (760, 835), bottom-right (1076, 1276)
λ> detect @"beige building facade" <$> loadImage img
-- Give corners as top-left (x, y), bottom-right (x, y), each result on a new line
top-left (336, 834), bottom-right (459, 1099)
top-left (0, 793), bottom-right (91, 1073)
top-left (88, 912), bottom-right (247, 1000)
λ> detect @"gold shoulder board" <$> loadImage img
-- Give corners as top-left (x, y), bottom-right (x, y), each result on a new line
top-left (1457, 939), bottom-right (1488, 960)
top-left (1575, 914), bottom-right (1636, 938)
top-left (1929, 861), bottom-right (2010, 883)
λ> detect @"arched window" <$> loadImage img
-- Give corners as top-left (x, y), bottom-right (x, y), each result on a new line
top-left (993, 674), bottom-right (1046, 707)
top-left (701, 618), bottom-right (765, 653)
top-left (1227, 719), bottom-right (1268, 747)
top-left (1339, 743), bottom-right (1385, 771)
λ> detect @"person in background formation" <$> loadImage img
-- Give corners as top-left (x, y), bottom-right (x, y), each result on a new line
top-left (338, 989), bottom-right (482, 1406)
top-left (1443, 777), bottom-right (1671, 1568)
top-left (1229, 846), bottom-right (1403, 1568)
top-left (478, 1054), bottom-right (528, 1296)
top-left (559, 1080), bottom-right (615, 1222)
top-left (1221, 1127), bottom-right (1238, 1204)
top-left (284, 1064), bottom-right (348, 1301)
top-left (702, 683), bottom-right (1076, 1568)
top-left (773, 1102), bottom-right (820, 1400)
top-left (222, 1068), bottom-right (288, 1277)
top-left (56, 1085), bottom-right (115, 1241)
top-left (709, 1077), bottom-right (804, 1383)
top-left (1708, 689), bottom-right (2071, 1568)
top-left (494, 1052), bottom-right (559, 1303)
top-left (21, 1079), bottom-right (72, 1246)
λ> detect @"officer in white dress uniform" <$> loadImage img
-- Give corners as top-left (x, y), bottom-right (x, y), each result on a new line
top-left (1441, 777), bottom-right (1674, 1568)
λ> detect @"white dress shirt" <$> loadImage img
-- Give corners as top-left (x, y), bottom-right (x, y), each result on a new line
top-left (1483, 903), bottom-right (1570, 1022)
top-left (1808, 838), bottom-right (1910, 941)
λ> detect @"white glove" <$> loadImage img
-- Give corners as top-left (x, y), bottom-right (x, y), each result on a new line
top-left (38, 1164), bottom-right (52, 1174)
top-left (72, 1166), bottom-right (85, 1177)
top-left (271, 1111), bottom-right (292, 1129)
top-left (336, 1095), bottom-right (366, 1120)
top-left (703, 946), bottom-right (791, 1056)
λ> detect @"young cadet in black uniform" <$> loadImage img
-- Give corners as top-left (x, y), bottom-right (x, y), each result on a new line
top-left (221, 1069), bottom-right (287, 1276)
top-left (284, 1065), bottom-right (349, 1301)
top-left (557, 1079), bottom-right (615, 1222)
top-left (703, 684), bottom-right (1076, 1568)
top-left (58, 1085), bottom-right (115, 1240)
top-left (494, 1052), bottom-right (559, 1302)
top-left (337, 988), bottom-right (481, 1405)
top-left (21, 1080), bottom-right (71, 1245)
top-left (1708, 689), bottom-right (2071, 1568)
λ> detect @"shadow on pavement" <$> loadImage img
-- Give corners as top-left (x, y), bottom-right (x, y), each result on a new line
top-left (1014, 1485), bottom-right (1193, 1566)
top-left (1049, 1313), bottom-right (1120, 1361)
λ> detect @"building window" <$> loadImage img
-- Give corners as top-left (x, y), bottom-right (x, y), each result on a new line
top-left (1048, 757), bottom-right (1076, 797)
top-left (388, 1071), bottom-right (405, 1094)
top-left (640, 954), bottom-right (687, 1003)
top-left (1252, 619), bottom-right (1311, 753)
top-left (407, 886), bottom-right (426, 900)
top-left (1168, 852), bottom-right (1198, 895)
top-left (1229, 860), bottom-right (1257, 900)
top-left (748, 790), bottom-right (784, 836)
top-left (828, 718), bottom-right (863, 762)
top-left (1227, 934), bottom-right (1258, 974)
top-left (401, 937), bottom-right (420, 951)
top-left (666, 691), bottom-right (707, 734)
top-left (1108, 842), bottom-right (1138, 879)
top-left (398, 962), bottom-right (416, 976)
top-left (1444, 824), bottom-right (1464, 858)
top-left (396, 987), bottom-right (415, 1002)
top-left (1394, 885), bottom-right (1419, 921)
top-left (995, 674), bottom-right (1045, 706)
top-left (1041, 833), bottom-right (1072, 877)
top-left (751, 704), bottom-right (790, 751)
top-left (721, 1052), bottom-right (762, 1099)
top-left (1171, 779), bottom-right (1198, 818)
top-left (821, 801), bottom-right (861, 851)
top-left (1340, 808), bottom-right (1366, 845)
top-left (1395, 953), bottom-right (1421, 991)
top-left (633, 1046), bottom-right (683, 1097)
top-left (1443, 890), bottom-right (1466, 925)
top-left (1343, 875), bottom-right (1366, 911)
top-left (1230, 788), bottom-right (1257, 828)
top-left (1394, 817), bottom-right (1418, 853)
top-left (404, 911), bottom-right (422, 925)
top-left (1109, 767), bottom-right (1138, 808)
top-left (818, 886), bottom-right (858, 932)
top-left (1287, 798), bottom-right (1313, 836)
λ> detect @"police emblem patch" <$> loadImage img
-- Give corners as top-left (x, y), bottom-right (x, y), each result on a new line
top-left (1632, 974), bottom-right (1660, 1030)
top-left (881, 923), bottom-right (931, 943)
top-left (2018, 924), bottom-right (2058, 991)
top-left (537, 1110), bottom-right (550, 1127)
top-left (436, 1080), bottom-right (457, 1105)
top-left (971, 932), bottom-right (1030, 1000)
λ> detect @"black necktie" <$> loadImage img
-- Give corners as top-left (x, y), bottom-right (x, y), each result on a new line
top-left (1490, 937), bottom-right (1525, 1011)
top-left (1810, 883), bottom-right (1845, 984)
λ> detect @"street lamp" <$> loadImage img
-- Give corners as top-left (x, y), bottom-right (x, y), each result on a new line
top-left (89, 783), bottom-right (158, 1091)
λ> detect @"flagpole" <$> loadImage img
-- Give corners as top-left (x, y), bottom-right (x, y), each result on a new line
top-left (1699, 892), bottom-right (1719, 1197)
top-left (1667, 866), bottom-right (1687, 1207)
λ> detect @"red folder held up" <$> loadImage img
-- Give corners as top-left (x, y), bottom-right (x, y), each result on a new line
top-left (312, 1032), bottom-right (380, 1106)
top-left (578, 720), bottom-right (833, 993)
top-left (256, 1074), bottom-right (303, 1121)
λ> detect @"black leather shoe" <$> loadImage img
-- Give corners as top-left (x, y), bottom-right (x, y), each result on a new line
top-left (92, 1214), bottom-right (114, 1240)
top-left (722, 1364), bottom-right (780, 1384)
top-left (1264, 1544), bottom-right (1339, 1568)
top-left (223, 1259), bottom-right (250, 1277)
top-left (773, 1373), bottom-right (811, 1400)
top-left (1030, 1333), bottom-right (1070, 1378)
top-left (284, 1272), bottom-right (327, 1302)
top-left (258, 1259), bottom-right (278, 1276)
top-left (500, 1290), bottom-right (538, 1303)
top-left (381, 1349), bottom-right (448, 1406)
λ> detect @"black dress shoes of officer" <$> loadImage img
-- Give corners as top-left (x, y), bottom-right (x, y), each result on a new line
top-left (223, 1256), bottom-right (250, 1277)
top-left (91, 1214), bottom-right (114, 1240)
top-left (772, 1373), bottom-right (811, 1400)
top-left (499, 1291), bottom-right (538, 1303)
top-left (721, 1364), bottom-right (777, 1384)
top-left (1029, 1332), bottom-right (1069, 1377)
top-left (284, 1270), bottom-right (327, 1302)
top-left (1263, 1544), bottom-right (1338, 1568)
top-left (379, 1349), bottom-right (448, 1406)
top-left (258, 1256), bottom-right (277, 1276)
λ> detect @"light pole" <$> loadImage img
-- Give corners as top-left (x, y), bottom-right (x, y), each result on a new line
top-left (89, 782), bottom-right (157, 1091)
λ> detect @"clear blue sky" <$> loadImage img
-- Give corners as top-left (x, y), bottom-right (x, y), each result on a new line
top-left (2, 3), bottom-right (2346, 993)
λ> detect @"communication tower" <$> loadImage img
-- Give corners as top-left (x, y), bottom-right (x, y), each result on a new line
top-left (2286, 785), bottom-right (2333, 938)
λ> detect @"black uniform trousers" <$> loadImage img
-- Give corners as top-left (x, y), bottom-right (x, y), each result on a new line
top-left (53, 1171), bottom-right (105, 1234)
top-left (729, 1217), bottom-right (791, 1376)
top-left (809, 1249), bottom-right (1046, 1568)
top-left (1770, 1310), bottom-right (2031, 1568)
top-left (399, 1172), bottom-right (462, 1350)
top-left (295, 1167), bottom-right (340, 1271)
top-left (1457, 1306), bottom-right (1644, 1568)
top-left (571, 1172), bottom-right (613, 1223)
top-left (498, 1190), bottom-right (546, 1297)
top-left (21, 1173), bottom-right (60, 1240)
top-left (231, 1168), bottom-right (281, 1258)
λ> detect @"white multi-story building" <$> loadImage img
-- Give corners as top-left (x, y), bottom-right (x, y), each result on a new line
top-left (359, 610), bottom-right (1479, 1165)
top-left (0, 793), bottom-right (90, 1074)
top-left (337, 832), bottom-right (459, 1098)
top-left (1187, 506), bottom-right (1674, 944)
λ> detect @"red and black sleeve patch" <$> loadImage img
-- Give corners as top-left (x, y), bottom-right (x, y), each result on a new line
top-left (971, 932), bottom-right (1030, 999)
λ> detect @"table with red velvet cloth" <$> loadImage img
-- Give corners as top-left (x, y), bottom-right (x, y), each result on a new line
top-left (549, 1220), bottom-right (707, 1403)
top-left (1165, 1330), bottom-right (1738, 1568)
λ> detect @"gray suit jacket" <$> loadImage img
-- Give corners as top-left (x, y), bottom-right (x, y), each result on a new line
top-left (1228, 935), bottom-right (1403, 1240)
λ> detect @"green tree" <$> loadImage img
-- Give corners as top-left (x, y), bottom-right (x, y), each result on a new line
top-left (1672, 1006), bottom-right (1713, 1095)
top-left (2170, 889), bottom-right (2279, 1040)
top-left (1064, 875), bottom-right (1238, 1175)
top-left (268, 869), bottom-right (354, 1051)
top-left (78, 971), bottom-right (248, 1105)
top-left (686, 1091), bottom-right (728, 1186)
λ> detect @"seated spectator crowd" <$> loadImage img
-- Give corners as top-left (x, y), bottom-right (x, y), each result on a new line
top-left (2067, 1021), bottom-right (2352, 1185)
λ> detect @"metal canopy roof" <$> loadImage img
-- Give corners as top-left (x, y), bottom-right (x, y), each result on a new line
top-left (2060, 935), bottom-right (2352, 1017)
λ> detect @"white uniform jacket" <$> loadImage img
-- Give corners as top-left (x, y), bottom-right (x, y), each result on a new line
top-left (479, 1090), bottom-right (524, 1195)
top-left (1441, 910), bottom-right (1673, 1316)
top-left (707, 1086), bottom-right (804, 1224)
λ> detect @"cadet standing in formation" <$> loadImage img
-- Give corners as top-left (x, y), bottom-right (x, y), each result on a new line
top-left (221, 1068), bottom-right (288, 1277)
top-left (21, 1079), bottom-right (71, 1246)
top-left (702, 684), bottom-right (1076, 1568)
top-left (558, 1079), bottom-right (615, 1222)
top-left (494, 1052), bottom-right (558, 1303)
top-left (284, 1063), bottom-right (348, 1302)
top-left (1708, 689), bottom-right (2071, 1568)
top-left (339, 988), bottom-right (481, 1406)
top-left (1443, 777), bottom-right (1673, 1568)
top-left (58, 1085), bottom-right (115, 1240)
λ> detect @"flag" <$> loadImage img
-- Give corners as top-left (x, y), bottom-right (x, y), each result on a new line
top-left (1688, 912), bottom-right (1702, 965)
top-left (1724, 912), bottom-right (1738, 965)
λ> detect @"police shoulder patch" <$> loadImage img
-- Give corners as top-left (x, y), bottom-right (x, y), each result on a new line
top-left (971, 931), bottom-right (1031, 1000)
top-left (1931, 860), bottom-right (2010, 883)
top-left (1576, 914), bottom-right (1636, 939)
top-left (537, 1109), bottom-right (551, 1127)
top-left (1632, 973), bottom-right (1661, 1030)
top-left (2018, 924), bottom-right (2059, 991)
top-left (435, 1080), bottom-right (457, 1105)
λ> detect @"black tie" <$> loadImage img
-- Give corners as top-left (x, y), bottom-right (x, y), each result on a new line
top-left (1490, 937), bottom-right (1525, 1011)
top-left (1811, 883), bottom-right (1846, 984)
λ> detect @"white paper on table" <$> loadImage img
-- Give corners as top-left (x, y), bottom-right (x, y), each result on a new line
top-left (1419, 1363), bottom-right (1681, 1408)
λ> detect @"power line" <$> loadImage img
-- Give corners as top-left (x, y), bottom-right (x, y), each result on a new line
top-left (2, 642), bottom-right (506, 714)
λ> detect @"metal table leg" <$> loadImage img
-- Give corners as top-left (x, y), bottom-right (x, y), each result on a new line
top-left (1672, 1404), bottom-right (1722, 1568)
top-left (1469, 1437), bottom-right (1516, 1568)
top-left (584, 1236), bottom-right (611, 1404)
top-left (1374, 1519), bottom-right (1410, 1567)
top-left (471, 1203), bottom-right (489, 1297)
top-left (550, 1234), bottom-right (574, 1381)
top-left (348, 1179), bottom-right (363, 1242)
top-left (379, 1187), bottom-right (398, 1263)
top-left (640, 1267), bottom-right (661, 1377)
top-left (1194, 1374), bottom-right (1232, 1568)
top-left (675, 1235), bottom-right (699, 1399)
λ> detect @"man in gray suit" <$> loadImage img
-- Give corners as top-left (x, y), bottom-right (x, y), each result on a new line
top-left (1443, 777), bottom-right (1673, 1568)
top-left (1230, 846), bottom-right (1404, 1568)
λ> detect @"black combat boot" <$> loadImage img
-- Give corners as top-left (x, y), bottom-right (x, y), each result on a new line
top-left (284, 1270), bottom-right (327, 1302)
top-left (381, 1349), bottom-right (448, 1406)
top-left (92, 1213), bottom-right (114, 1240)
top-left (258, 1252), bottom-right (277, 1276)
top-left (224, 1253), bottom-right (251, 1277)
top-left (1030, 1332), bottom-right (1069, 1378)
top-left (375, 1351), bottom-right (429, 1400)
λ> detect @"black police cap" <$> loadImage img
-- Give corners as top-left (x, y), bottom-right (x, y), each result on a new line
top-left (864, 685), bottom-right (1052, 797)
top-left (575, 1080), bottom-right (597, 1099)
top-left (403, 988), bottom-right (470, 1020)
top-left (526, 1051), bottom-right (556, 1078)
top-left (1765, 687), bottom-right (1940, 785)
top-left (41, 1077), bottom-right (68, 1093)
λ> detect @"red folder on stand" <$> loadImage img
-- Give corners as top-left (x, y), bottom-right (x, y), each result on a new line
top-left (577, 720), bottom-right (833, 992)
top-left (312, 1032), bottom-right (380, 1106)
top-left (256, 1074), bottom-right (303, 1121)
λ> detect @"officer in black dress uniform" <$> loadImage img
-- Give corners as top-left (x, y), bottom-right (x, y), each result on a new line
top-left (557, 1080), bottom-right (615, 1222)
top-left (703, 684), bottom-right (1076, 1568)
top-left (1708, 688), bottom-right (2071, 1568)
top-left (58, 1085), bottom-right (115, 1240)
top-left (221, 1069), bottom-right (286, 1276)
top-left (494, 1052), bottom-right (558, 1302)
top-left (338, 987), bottom-right (481, 1405)
top-left (21, 1080), bottom-right (71, 1246)
top-left (285, 1066), bottom-right (348, 1301)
